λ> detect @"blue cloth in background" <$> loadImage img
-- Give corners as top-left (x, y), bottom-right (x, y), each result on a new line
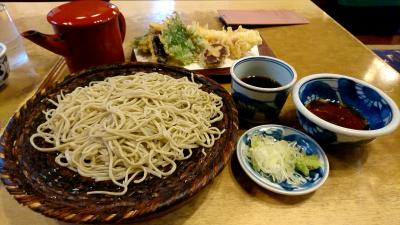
top-left (373, 49), bottom-right (400, 72)
top-left (338, 0), bottom-right (400, 6)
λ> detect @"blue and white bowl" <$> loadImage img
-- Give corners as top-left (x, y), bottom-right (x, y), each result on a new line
top-left (0, 42), bottom-right (9, 86)
top-left (292, 73), bottom-right (400, 144)
top-left (230, 56), bottom-right (297, 124)
top-left (236, 124), bottom-right (329, 196)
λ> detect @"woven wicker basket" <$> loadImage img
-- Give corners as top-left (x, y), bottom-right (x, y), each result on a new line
top-left (0, 62), bottom-right (238, 223)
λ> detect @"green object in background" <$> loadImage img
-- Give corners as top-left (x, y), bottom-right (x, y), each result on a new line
top-left (338, 0), bottom-right (400, 6)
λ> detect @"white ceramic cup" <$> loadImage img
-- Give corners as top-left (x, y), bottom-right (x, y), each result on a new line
top-left (0, 42), bottom-right (10, 86)
top-left (230, 56), bottom-right (297, 124)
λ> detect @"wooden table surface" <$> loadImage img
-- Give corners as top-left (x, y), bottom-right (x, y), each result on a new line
top-left (1, 1), bottom-right (399, 225)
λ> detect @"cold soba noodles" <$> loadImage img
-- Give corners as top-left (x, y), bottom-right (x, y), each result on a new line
top-left (30, 72), bottom-right (225, 196)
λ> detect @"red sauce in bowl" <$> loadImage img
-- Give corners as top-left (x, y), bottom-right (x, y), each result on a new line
top-left (305, 99), bottom-right (369, 130)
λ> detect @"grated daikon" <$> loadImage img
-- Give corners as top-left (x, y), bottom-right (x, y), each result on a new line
top-left (245, 135), bottom-right (309, 186)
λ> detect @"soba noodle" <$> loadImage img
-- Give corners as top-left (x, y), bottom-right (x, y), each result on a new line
top-left (30, 72), bottom-right (224, 196)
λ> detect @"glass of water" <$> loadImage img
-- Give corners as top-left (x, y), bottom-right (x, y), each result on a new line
top-left (0, 3), bottom-right (28, 69)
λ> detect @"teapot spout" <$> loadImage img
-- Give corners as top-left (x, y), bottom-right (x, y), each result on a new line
top-left (21, 30), bottom-right (69, 57)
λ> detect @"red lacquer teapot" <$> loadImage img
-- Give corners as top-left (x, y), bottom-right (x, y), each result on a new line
top-left (22, 1), bottom-right (126, 72)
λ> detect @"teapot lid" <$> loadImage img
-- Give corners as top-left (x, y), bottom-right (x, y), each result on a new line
top-left (47, 1), bottom-right (119, 26)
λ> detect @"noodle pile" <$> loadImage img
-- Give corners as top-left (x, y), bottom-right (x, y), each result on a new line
top-left (30, 72), bottom-right (225, 196)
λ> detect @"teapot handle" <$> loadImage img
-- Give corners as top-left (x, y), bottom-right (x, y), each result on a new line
top-left (118, 12), bottom-right (126, 41)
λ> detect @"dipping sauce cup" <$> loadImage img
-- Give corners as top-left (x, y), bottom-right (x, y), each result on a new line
top-left (230, 56), bottom-right (297, 124)
top-left (292, 73), bottom-right (400, 145)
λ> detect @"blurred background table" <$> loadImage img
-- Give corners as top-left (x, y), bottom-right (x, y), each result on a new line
top-left (0, 1), bottom-right (399, 225)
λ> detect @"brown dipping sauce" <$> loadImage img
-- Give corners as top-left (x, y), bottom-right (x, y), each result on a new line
top-left (241, 76), bottom-right (281, 88)
top-left (306, 99), bottom-right (369, 130)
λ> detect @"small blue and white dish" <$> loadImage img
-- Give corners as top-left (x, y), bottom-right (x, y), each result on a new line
top-left (292, 73), bottom-right (400, 144)
top-left (236, 124), bottom-right (329, 196)
top-left (230, 56), bottom-right (297, 124)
